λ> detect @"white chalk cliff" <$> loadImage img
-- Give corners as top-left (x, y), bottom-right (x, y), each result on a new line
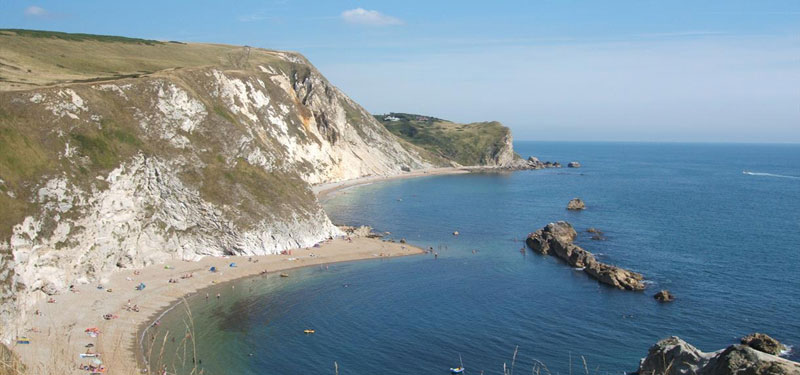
top-left (0, 51), bottom-right (435, 337)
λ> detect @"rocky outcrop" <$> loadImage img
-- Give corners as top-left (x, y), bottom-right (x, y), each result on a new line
top-left (654, 289), bottom-right (675, 302)
top-left (525, 222), bottom-right (644, 290)
top-left (567, 198), bottom-right (586, 210)
top-left (638, 336), bottom-right (799, 375)
top-left (742, 333), bottom-right (787, 356)
top-left (339, 225), bottom-right (376, 238)
top-left (501, 156), bottom-right (564, 171)
top-left (568, 161), bottom-right (581, 168)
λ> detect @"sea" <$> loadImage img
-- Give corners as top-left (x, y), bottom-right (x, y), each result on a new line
top-left (147, 142), bottom-right (800, 374)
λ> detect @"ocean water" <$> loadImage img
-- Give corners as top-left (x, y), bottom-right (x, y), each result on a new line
top-left (149, 142), bottom-right (800, 374)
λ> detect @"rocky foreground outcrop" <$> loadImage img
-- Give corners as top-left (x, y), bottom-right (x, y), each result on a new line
top-left (525, 222), bottom-right (644, 290)
top-left (742, 333), bottom-right (788, 356)
top-left (638, 336), bottom-right (799, 375)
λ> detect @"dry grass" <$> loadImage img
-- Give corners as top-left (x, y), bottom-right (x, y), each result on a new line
top-left (0, 29), bottom-right (290, 91)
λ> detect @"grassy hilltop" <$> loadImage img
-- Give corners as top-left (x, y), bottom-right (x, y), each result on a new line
top-left (0, 29), bottom-right (290, 91)
top-left (375, 112), bottom-right (516, 166)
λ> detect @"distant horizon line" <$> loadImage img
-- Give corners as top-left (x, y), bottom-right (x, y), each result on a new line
top-left (513, 139), bottom-right (800, 145)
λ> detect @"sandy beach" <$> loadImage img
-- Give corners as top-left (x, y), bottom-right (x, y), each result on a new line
top-left (313, 167), bottom-right (471, 200)
top-left (12, 237), bottom-right (425, 374)
top-left (11, 167), bottom-right (471, 374)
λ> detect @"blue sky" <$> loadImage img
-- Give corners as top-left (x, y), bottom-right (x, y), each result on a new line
top-left (2, 1), bottom-right (799, 142)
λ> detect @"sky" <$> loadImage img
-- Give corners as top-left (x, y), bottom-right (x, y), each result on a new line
top-left (2, 1), bottom-right (799, 143)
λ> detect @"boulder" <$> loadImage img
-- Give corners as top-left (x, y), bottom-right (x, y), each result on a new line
top-left (654, 289), bottom-right (675, 302)
top-left (568, 161), bottom-right (581, 168)
top-left (587, 227), bottom-right (603, 234)
top-left (553, 162), bottom-right (562, 168)
top-left (639, 336), bottom-right (800, 375)
top-left (741, 333), bottom-right (786, 356)
top-left (638, 336), bottom-right (713, 375)
top-left (567, 198), bottom-right (586, 210)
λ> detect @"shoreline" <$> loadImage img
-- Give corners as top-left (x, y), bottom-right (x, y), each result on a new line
top-left (13, 166), bottom-right (487, 374)
top-left (313, 167), bottom-right (472, 200)
top-left (13, 237), bottom-right (426, 374)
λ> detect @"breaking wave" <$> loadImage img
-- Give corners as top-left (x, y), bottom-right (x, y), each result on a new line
top-left (743, 171), bottom-right (800, 180)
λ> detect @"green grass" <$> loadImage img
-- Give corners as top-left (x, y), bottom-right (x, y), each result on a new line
top-left (69, 121), bottom-right (143, 170)
top-left (376, 113), bottom-right (510, 166)
top-left (0, 29), bottom-right (163, 45)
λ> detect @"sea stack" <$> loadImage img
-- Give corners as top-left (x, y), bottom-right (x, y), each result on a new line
top-left (567, 198), bottom-right (586, 210)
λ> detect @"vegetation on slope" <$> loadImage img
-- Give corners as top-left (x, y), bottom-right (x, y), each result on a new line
top-left (0, 29), bottom-right (289, 91)
top-left (375, 112), bottom-right (512, 166)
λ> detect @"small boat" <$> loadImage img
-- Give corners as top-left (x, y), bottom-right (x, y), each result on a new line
top-left (450, 353), bottom-right (465, 374)
top-left (303, 329), bottom-right (315, 334)
top-left (280, 273), bottom-right (289, 278)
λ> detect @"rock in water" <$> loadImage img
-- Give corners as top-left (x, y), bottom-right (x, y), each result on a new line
top-left (525, 221), bottom-right (644, 290)
top-left (568, 161), bottom-right (581, 168)
top-left (741, 333), bottom-right (787, 356)
top-left (654, 290), bottom-right (675, 302)
top-left (638, 336), bottom-right (800, 375)
top-left (567, 198), bottom-right (586, 210)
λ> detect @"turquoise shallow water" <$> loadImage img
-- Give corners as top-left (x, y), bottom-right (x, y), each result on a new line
top-left (150, 142), bottom-right (800, 374)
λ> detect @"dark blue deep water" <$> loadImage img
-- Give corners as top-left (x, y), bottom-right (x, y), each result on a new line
top-left (152, 142), bottom-right (800, 374)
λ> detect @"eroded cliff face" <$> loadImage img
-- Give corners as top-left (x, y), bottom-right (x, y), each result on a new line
top-left (0, 52), bottom-right (434, 336)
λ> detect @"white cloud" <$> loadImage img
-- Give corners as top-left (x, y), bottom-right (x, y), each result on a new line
top-left (24, 6), bottom-right (48, 17)
top-left (341, 8), bottom-right (402, 26)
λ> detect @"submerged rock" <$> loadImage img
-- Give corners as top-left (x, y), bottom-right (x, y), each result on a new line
top-left (654, 289), bottom-right (675, 302)
top-left (638, 336), bottom-right (800, 375)
top-left (741, 333), bottom-right (787, 356)
top-left (525, 221), bottom-right (644, 291)
top-left (567, 198), bottom-right (586, 210)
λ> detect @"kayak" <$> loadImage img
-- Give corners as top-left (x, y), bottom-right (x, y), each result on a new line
top-left (303, 329), bottom-right (315, 334)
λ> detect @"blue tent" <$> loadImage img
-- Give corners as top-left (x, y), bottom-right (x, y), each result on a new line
top-left (229, 263), bottom-right (237, 268)
top-left (136, 283), bottom-right (145, 290)
top-left (209, 266), bottom-right (217, 272)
